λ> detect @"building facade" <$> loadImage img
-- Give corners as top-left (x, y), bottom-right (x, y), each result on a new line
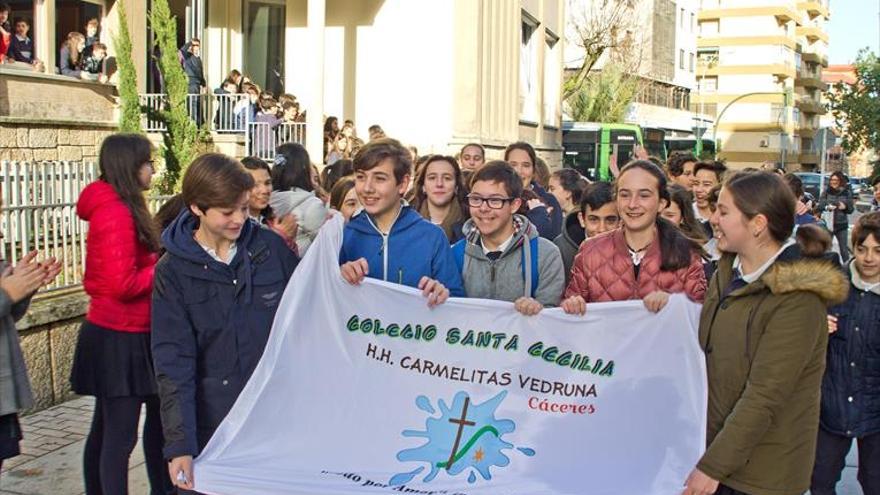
top-left (564, 0), bottom-right (707, 138)
top-left (2, 0), bottom-right (565, 166)
top-left (695, 0), bottom-right (830, 170)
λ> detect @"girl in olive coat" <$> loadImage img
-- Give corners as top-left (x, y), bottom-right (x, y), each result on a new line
top-left (683, 171), bottom-right (849, 495)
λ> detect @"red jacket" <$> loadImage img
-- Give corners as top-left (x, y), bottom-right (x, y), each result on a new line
top-left (564, 228), bottom-right (706, 303)
top-left (77, 180), bottom-right (158, 332)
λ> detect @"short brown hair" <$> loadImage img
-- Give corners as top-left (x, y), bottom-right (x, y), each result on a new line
top-left (86, 18), bottom-right (99, 28)
top-left (470, 160), bottom-right (523, 199)
top-left (182, 154), bottom-right (255, 212)
top-left (724, 171), bottom-right (795, 244)
top-left (352, 137), bottom-right (412, 184)
top-left (852, 212), bottom-right (880, 247)
top-left (796, 224), bottom-right (832, 258)
top-left (694, 160), bottom-right (727, 182)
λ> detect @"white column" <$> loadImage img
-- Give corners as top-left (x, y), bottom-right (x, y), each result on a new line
top-left (35, 0), bottom-right (55, 71)
top-left (305, 0), bottom-right (326, 164)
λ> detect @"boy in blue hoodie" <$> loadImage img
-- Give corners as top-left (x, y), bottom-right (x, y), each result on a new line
top-left (340, 138), bottom-right (465, 305)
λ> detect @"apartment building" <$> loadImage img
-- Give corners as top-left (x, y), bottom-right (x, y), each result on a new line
top-left (695, 0), bottom-right (830, 170)
top-left (564, 0), bottom-right (706, 137)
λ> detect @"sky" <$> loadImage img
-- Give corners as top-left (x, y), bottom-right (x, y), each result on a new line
top-left (828, 0), bottom-right (878, 64)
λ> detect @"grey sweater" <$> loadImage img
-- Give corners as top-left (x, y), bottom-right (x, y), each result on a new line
top-left (0, 271), bottom-right (34, 416)
top-left (458, 215), bottom-right (565, 306)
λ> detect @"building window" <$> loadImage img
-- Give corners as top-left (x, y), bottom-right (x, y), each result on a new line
top-left (56, 0), bottom-right (104, 59)
top-left (690, 12), bottom-right (695, 32)
top-left (680, 8), bottom-right (685, 28)
top-left (5, 1), bottom-right (35, 41)
top-left (244, 0), bottom-right (286, 97)
top-left (520, 10), bottom-right (540, 122)
top-left (699, 20), bottom-right (719, 36)
top-left (679, 49), bottom-right (685, 69)
top-left (543, 30), bottom-right (560, 127)
top-left (698, 76), bottom-right (718, 93)
top-left (689, 52), bottom-right (695, 73)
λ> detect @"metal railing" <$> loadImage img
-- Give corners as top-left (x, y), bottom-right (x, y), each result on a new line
top-left (1, 161), bottom-right (173, 294)
top-left (1, 161), bottom-right (98, 293)
top-left (139, 93), bottom-right (251, 133)
top-left (245, 122), bottom-right (307, 161)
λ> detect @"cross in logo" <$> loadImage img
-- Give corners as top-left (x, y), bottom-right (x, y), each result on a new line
top-left (446, 396), bottom-right (475, 470)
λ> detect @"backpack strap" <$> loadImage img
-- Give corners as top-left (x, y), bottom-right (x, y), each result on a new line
top-left (520, 237), bottom-right (540, 299)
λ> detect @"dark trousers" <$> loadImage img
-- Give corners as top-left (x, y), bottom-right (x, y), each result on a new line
top-left (83, 395), bottom-right (173, 495)
top-left (715, 485), bottom-right (751, 495)
top-left (811, 427), bottom-right (880, 495)
top-left (834, 228), bottom-right (850, 263)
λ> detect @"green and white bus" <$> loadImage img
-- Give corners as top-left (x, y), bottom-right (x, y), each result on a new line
top-left (561, 122), bottom-right (644, 182)
top-left (665, 136), bottom-right (716, 160)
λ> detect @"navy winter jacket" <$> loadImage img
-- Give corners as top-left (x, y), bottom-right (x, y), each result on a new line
top-left (340, 205), bottom-right (465, 297)
top-left (151, 210), bottom-right (298, 459)
top-left (529, 181), bottom-right (563, 240)
top-left (821, 263), bottom-right (880, 438)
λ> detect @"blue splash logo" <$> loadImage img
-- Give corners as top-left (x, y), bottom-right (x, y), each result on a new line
top-left (389, 391), bottom-right (535, 486)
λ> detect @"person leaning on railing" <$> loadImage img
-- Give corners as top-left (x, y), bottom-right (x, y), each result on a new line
top-left (7, 16), bottom-right (44, 72)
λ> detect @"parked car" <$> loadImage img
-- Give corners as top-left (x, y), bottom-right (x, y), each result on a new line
top-left (795, 172), bottom-right (824, 199)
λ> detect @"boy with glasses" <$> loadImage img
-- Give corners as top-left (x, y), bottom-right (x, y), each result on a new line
top-left (451, 161), bottom-right (564, 315)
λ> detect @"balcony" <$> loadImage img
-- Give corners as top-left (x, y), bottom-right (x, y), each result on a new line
top-left (796, 26), bottom-right (829, 44)
top-left (800, 151), bottom-right (819, 164)
top-left (796, 96), bottom-right (826, 115)
top-left (138, 93), bottom-right (306, 161)
top-left (801, 51), bottom-right (829, 67)
top-left (795, 72), bottom-right (828, 90)
top-left (797, 1), bottom-right (830, 19)
top-left (799, 127), bottom-right (817, 139)
top-left (698, 5), bottom-right (799, 24)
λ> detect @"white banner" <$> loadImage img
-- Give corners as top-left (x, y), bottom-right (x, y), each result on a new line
top-left (194, 215), bottom-right (707, 495)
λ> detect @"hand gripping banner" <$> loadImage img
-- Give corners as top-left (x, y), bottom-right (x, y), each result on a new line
top-left (194, 214), bottom-right (708, 495)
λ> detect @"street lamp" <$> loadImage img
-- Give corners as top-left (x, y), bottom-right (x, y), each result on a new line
top-left (711, 90), bottom-right (791, 164)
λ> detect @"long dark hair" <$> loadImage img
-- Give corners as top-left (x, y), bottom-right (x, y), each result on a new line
top-left (272, 143), bottom-right (313, 192)
top-left (616, 160), bottom-right (702, 271)
top-left (408, 155), bottom-right (467, 239)
top-left (666, 184), bottom-right (707, 243)
top-left (98, 134), bottom-right (160, 252)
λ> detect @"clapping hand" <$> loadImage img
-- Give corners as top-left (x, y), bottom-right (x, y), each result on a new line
top-left (1, 251), bottom-right (62, 303)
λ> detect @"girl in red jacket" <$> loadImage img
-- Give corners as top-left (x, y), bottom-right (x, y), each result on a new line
top-left (561, 160), bottom-right (707, 314)
top-left (70, 134), bottom-right (172, 495)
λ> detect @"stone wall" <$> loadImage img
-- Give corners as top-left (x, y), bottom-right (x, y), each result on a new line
top-left (16, 291), bottom-right (89, 413)
top-left (0, 67), bottom-right (120, 164)
top-left (0, 123), bottom-right (117, 163)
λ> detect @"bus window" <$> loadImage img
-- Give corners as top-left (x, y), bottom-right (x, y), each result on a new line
top-left (563, 145), bottom-right (597, 179)
top-left (643, 128), bottom-right (666, 160)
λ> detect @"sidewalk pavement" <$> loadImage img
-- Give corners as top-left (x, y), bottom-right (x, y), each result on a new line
top-left (0, 396), bottom-right (867, 494)
top-left (0, 397), bottom-right (148, 495)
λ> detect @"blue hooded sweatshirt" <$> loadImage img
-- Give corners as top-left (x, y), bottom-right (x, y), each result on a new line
top-left (151, 209), bottom-right (298, 459)
top-left (340, 204), bottom-right (465, 297)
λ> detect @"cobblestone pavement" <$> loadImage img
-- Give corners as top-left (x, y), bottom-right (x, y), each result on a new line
top-left (0, 397), bottom-right (867, 494)
top-left (0, 397), bottom-right (148, 495)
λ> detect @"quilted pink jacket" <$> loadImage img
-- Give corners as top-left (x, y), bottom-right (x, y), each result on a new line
top-left (563, 229), bottom-right (706, 303)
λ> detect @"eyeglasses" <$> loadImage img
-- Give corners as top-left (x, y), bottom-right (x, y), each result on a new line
top-left (466, 195), bottom-right (514, 209)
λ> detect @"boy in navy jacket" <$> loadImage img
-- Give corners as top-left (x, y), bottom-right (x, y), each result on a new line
top-left (152, 154), bottom-right (298, 491)
top-left (339, 138), bottom-right (464, 305)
